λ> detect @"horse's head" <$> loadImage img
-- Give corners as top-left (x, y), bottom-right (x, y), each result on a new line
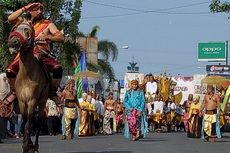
top-left (8, 20), bottom-right (35, 54)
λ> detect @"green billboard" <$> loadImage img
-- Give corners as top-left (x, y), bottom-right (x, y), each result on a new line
top-left (198, 42), bottom-right (226, 61)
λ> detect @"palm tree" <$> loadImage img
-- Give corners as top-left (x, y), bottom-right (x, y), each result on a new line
top-left (98, 40), bottom-right (118, 62)
top-left (86, 25), bottom-right (118, 82)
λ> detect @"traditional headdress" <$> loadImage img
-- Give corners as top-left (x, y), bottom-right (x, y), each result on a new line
top-left (131, 79), bottom-right (138, 85)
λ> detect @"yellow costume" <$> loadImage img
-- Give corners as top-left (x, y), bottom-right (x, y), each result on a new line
top-left (79, 101), bottom-right (96, 136)
top-left (63, 99), bottom-right (78, 138)
top-left (203, 114), bottom-right (216, 137)
top-left (187, 102), bottom-right (202, 138)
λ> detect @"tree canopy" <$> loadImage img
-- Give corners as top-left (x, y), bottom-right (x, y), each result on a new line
top-left (0, 0), bottom-right (83, 74)
top-left (210, 0), bottom-right (230, 14)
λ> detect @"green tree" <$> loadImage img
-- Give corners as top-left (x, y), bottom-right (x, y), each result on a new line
top-left (210, 0), bottom-right (230, 13)
top-left (0, 0), bottom-right (20, 72)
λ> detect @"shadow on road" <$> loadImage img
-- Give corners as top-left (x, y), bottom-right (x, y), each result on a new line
top-left (67, 151), bottom-right (133, 153)
top-left (212, 140), bottom-right (230, 143)
top-left (77, 136), bottom-right (111, 140)
top-left (222, 135), bottom-right (230, 138)
top-left (138, 138), bottom-right (167, 142)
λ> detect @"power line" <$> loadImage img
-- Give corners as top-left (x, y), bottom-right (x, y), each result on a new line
top-left (82, 0), bottom-right (211, 19)
top-left (85, 0), bottom-right (210, 12)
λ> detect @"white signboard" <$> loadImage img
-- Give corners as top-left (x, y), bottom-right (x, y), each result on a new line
top-left (172, 74), bottom-right (206, 104)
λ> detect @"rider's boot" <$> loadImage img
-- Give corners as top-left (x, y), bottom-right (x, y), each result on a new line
top-left (51, 78), bottom-right (61, 103)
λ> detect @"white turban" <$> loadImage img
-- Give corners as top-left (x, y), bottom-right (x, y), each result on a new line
top-left (0, 73), bottom-right (11, 101)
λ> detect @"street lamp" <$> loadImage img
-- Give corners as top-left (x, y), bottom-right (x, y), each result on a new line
top-left (121, 45), bottom-right (129, 49)
top-left (127, 56), bottom-right (139, 73)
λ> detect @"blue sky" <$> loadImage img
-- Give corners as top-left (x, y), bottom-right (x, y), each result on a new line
top-left (79, 0), bottom-right (230, 79)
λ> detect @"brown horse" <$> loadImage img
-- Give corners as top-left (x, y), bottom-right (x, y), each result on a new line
top-left (8, 20), bottom-right (50, 153)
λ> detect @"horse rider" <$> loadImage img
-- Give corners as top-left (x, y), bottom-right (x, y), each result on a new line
top-left (6, 1), bottom-right (64, 100)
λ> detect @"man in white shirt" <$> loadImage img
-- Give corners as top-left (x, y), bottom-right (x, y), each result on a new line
top-left (167, 101), bottom-right (176, 111)
top-left (145, 74), bottom-right (158, 115)
top-left (152, 96), bottom-right (164, 131)
top-left (46, 98), bottom-right (59, 136)
top-left (167, 98), bottom-right (177, 126)
top-left (153, 97), bottom-right (164, 114)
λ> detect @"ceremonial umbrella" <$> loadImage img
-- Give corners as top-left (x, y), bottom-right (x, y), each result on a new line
top-left (74, 70), bottom-right (101, 80)
top-left (201, 75), bottom-right (229, 86)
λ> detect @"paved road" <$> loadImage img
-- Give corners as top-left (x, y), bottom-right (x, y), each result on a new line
top-left (0, 132), bottom-right (230, 153)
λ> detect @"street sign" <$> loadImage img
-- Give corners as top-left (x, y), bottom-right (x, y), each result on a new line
top-left (198, 42), bottom-right (226, 61)
top-left (206, 65), bottom-right (230, 75)
top-left (206, 65), bottom-right (230, 72)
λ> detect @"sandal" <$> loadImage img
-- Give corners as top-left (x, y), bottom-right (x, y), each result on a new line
top-left (135, 130), bottom-right (141, 141)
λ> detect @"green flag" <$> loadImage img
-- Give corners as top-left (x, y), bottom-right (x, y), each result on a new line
top-left (75, 61), bottom-right (82, 99)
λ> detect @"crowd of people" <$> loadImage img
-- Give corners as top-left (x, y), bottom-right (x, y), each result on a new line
top-left (1, 72), bottom-right (230, 143)
top-left (1, 0), bottom-right (230, 144)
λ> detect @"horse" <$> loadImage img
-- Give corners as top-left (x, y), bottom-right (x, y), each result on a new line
top-left (8, 19), bottom-right (50, 153)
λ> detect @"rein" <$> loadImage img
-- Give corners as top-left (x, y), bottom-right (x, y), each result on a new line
top-left (8, 21), bottom-right (35, 48)
top-left (9, 31), bottom-right (26, 44)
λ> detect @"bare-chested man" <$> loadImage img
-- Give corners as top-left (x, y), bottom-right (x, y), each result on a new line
top-left (103, 92), bottom-right (116, 134)
top-left (202, 85), bottom-right (221, 142)
top-left (61, 79), bottom-right (79, 139)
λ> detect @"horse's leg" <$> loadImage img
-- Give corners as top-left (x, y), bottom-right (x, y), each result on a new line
top-left (34, 105), bottom-right (45, 152)
top-left (23, 100), bottom-right (36, 153)
top-left (19, 101), bottom-right (31, 153)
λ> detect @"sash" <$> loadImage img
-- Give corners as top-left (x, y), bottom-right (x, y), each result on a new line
top-left (34, 19), bottom-right (51, 37)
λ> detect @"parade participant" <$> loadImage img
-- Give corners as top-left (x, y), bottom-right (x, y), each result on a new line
top-left (145, 74), bottom-right (157, 115)
top-left (79, 94), bottom-right (95, 136)
top-left (124, 80), bottom-right (148, 141)
top-left (61, 79), bottom-right (79, 139)
top-left (103, 92), bottom-right (116, 135)
top-left (183, 94), bottom-right (193, 132)
top-left (166, 97), bottom-right (176, 131)
top-left (187, 95), bottom-right (202, 138)
top-left (216, 85), bottom-right (225, 102)
top-left (45, 97), bottom-right (60, 136)
top-left (216, 85), bottom-right (226, 128)
top-left (139, 74), bottom-right (150, 92)
top-left (152, 95), bottom-right (164, 132)
top-left (174, 104), bottom-right (184, 132)
top-left (0, 73), bottom-right (17, 143)
top-left (13, 100), bottom-right (22, 139)
top-left (94, 94), bottom-right (104, 134)
top-left (115, 98), bottom-right (125, 133)
top-left (184, 94), bottom-right (193, 112)
top-left (201, 85), bottom-right (221, 142)
top-left (87, 94), bottom-right (96, 136)
top-left (6, 1), bottom-right (64, 99)
top-left (183, 106), bottom-right (189, 133)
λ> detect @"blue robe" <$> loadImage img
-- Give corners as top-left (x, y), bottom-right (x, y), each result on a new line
top-left (123, 89), bottom-right (148, 139)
